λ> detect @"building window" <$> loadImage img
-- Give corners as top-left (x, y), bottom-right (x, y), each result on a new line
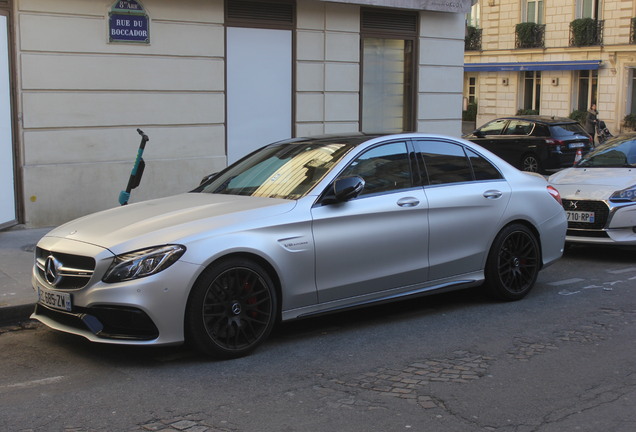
top-left (522, 71), bottom-right (541, 112)
top-left (361, 9), bottom-right (417, 133)
top-left (576, 70), bottom-right (598, 111)
top-left (466, 1), bottom-right (480, 28)
top-left (578, 0), bottom-right (601, 19)
top-left (467, 76), bottom-right (477, 105)
top-left (524, 0), bottom-right (544, 24)
top-left (629, 69), bottom-right (636, 114)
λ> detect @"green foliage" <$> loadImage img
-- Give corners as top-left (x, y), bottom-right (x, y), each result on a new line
top-left (624, 113), bottom-right (636, 130)
top-left (462, 102), bottom-right (478, 121)
top-left (465, 26), bottom-right (481, 51)
top-left (516, 22), bottom-right (540, 48)
top-left (517, 109), bottom-right (539, 116)
top-left (570, 18), bottom-right (598, 47)
top-left (569, 110), bottom-right (587, 125)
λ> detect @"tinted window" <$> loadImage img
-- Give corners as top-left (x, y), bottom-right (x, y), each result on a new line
top-left (504, 120), bottom-right (533, 136)
top-left (578, 137), bottom-right (636, 167)
top-left (416, 140), bottom-right (473, 185)
top-left (467, 149), bottom-right (503, 180)
top-left (550, 123), bottom-right (589, 138)
top-left (530, 123), bottom-right (550, 136)
top-left (341, 142), bottom-right (412, 195)
top-left (478, 119), bottom-right (507, 135)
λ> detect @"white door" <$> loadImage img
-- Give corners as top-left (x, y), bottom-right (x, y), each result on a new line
top-left (226, 27), bottom-right (292, 164)
top-left (0, 14), bottom-right (16, 226)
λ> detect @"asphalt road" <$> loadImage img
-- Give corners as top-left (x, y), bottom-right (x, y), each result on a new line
top-left (1, 245), bottom-right (635, 432)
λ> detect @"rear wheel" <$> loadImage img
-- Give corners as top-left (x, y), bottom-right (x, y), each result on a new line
top-left (485, 224), bottom-right (540, 301)
top-left (521, 153), bottom-right (541, 173)
top-left (186, 258), bottom-right (277, 359)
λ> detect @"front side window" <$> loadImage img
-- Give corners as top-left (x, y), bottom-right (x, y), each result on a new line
top-left (478, 119), bottom-right (508, 135)
top-left (504, 120), bottom-right (533, 135)
top-left (340, 142), bottom-right (412, 195)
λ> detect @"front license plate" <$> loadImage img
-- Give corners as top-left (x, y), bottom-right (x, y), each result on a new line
top-left (568, 142), bottom-right (585, 149)
top-left (37, 286), bottom-right (72, 312)
top-left (566, 210), bottom-right (595, 223)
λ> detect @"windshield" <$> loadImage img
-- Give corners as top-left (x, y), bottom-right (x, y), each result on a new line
top-left (194, 140), bottom-right (356, 199)
top-left (577, 136), bottom-right (636, 168)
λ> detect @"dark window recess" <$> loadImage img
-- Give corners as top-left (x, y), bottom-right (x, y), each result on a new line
top-left (361, 8), bottom-right (418, 36)
top-left (226, 0), bottom-right (294, 28)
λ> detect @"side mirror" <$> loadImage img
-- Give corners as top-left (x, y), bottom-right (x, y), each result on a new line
top-left (472, 130), bottom-right (484, 138)
top-left (332, 176), bottom-right (365, 202)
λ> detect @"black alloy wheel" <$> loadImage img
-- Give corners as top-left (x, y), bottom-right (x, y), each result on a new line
top-left (521, 153), bottom-right (540, 173)
top-left (485, 224), bottom-right (540, 301)
top-left (186, 258), bottom-right (277, 359)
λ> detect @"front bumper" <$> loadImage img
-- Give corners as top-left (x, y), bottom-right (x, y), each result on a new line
top-left (31, 237), bottom-right (203, 346)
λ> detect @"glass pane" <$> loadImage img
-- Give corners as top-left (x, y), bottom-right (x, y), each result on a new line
top-left (341, 142), bottom-right (412, 195)
top-left (466, 149), bottom-right (502, 180)
top-left (417, 141), bottom-right (472, 185)
top-left (362, 38), bottom-right (410, 133)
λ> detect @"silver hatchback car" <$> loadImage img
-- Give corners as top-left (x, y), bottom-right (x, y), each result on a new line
top-left (32, 133), bottom-right (567, 358)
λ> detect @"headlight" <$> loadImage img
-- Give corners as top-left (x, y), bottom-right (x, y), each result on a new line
top-left (610, 186), bottom-right (636, 202)
top-left (103, 245), bottom-right (186, 283)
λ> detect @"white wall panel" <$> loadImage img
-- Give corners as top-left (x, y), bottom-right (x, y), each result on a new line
top-left (0, 15), bottom-right (16, 225)
top-left (22, 54), bottom-right (224, 91)
top-left (227, 27), bottom-right (292, 164)
top-left (22, 92), bottom-right (224, 129)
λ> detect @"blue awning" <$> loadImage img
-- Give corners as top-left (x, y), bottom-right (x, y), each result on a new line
top-left (464, 60), bottom-right (602, 72)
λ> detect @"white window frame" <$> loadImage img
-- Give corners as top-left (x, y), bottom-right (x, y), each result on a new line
top-left (523, 0), bottom-right (544, 24)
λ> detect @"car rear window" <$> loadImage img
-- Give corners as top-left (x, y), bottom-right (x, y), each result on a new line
top-left (549, 123), bottom-right (588, 138)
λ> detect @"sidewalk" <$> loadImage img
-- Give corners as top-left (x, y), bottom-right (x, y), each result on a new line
top-left (0, 226), bottom-right (52, 326)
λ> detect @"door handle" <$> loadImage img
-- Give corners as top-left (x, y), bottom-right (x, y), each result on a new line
top-left (397, 197), bottom-right (420, 207)
top-left (483, 190), bottom-right (503, 199)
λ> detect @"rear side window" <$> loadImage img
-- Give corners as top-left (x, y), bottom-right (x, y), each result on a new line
top-left (550, 123), bottom-right (588, 138)
top-left (466, 149), bottom-right (503, 180)
top-left (415, 140), bottom-right (473, 185)
top-left (530, 123), bottom-right (550, 137)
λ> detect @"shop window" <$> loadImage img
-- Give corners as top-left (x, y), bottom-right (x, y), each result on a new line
top-left (576, 70), bottom-right (598, 112)
top-left (522, 71), bottom-right (541, 113)
top-left (361, 8), bottom-right (417, 133)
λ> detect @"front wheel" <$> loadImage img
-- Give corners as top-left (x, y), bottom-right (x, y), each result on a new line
top-left (186, 258), bottom-right (278, 359)
top-left (484, 224), bottom-right (540, 301)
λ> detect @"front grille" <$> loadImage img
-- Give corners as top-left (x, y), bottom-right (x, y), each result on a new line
top-left (567, 229), bottom-right (610, 238)
top-left (35, 303), bottom-right (159, 340)
top-left (36, 247), bottom-right (95, 290)
top-left (562, 199), bottom-right (609, 229)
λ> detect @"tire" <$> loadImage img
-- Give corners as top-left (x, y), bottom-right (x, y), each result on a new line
top-left (484, 224), bottom-right (540, 301)
top-left (521, 153), bottom-right (541, 173)
top-left (186, 257), bottom-right (278, 359)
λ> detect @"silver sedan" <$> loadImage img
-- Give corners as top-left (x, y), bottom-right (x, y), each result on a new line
top-left (32, 133), bottom-right (567, 358)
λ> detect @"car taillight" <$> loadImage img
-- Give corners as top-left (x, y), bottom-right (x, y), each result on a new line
top-left (547, 185), bottom-right (562, 205)
top-left (545, 138), bottom-right (564, 146)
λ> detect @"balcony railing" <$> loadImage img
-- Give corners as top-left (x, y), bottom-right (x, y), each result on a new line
top-left (630, 17), bottom-right (636, 44)
top-left (570, 18), bottom-right (604, 47)
top-left (515, 23), bottom-right (545, 49)
top-left (465, 26), bottom-right (482, 51)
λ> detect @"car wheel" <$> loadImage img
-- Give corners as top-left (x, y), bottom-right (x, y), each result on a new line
top-left (485, 224), bottom-right (540, 301)
top-left (186, 258), bottom-right (278, 359)
top-left (521, 154), bottom-right (541, 173)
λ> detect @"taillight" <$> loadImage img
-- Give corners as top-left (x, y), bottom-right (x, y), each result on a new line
top-left (547, 185), bottom-right (562, 205)
top-left (545, 138), bottom-right (565, 146)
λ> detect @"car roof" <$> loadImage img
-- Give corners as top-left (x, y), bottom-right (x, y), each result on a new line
top-left (496, 115), bottom-right (579, 125)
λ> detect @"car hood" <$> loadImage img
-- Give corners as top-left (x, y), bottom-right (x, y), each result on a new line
top-left (44, 193), bottom-right (296, 253)
top-left (549, 167), bottom-right (636, 199)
